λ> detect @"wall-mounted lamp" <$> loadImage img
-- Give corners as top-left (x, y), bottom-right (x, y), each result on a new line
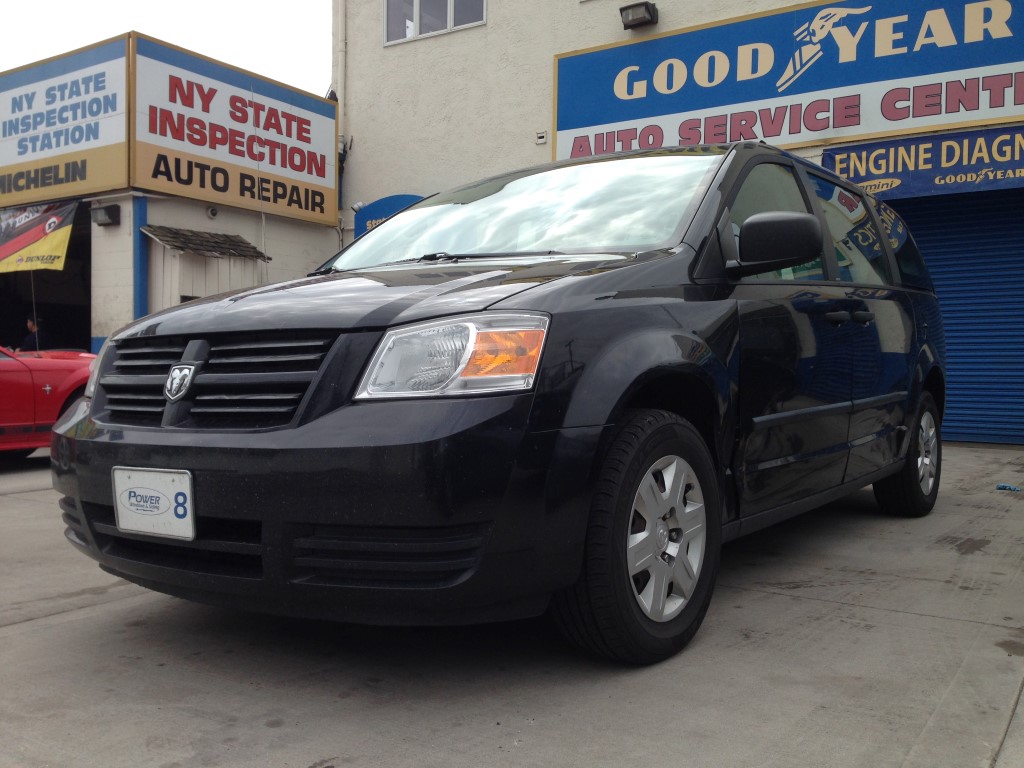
top-left (90, 204), bottom-right (121, 226)
top-left (351, 202), bottom-right (366, 213)
top-left (620, 1), bottom-right (658, 29)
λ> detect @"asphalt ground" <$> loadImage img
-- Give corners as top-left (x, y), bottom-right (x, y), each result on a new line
top-left (1, 443), bottom-right (1022, 768)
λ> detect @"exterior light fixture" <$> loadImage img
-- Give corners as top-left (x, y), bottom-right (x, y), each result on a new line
top-left (90, 204), bottom-right (121, 226)
top-left (620, 2), bottom-right (658, 29)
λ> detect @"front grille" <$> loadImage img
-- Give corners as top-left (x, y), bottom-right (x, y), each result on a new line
top-left (288, 522), bottom-right (491, 588)
top-left (82, 501), bottom-right (264, 578)
top-left (98, 331), bottom-right (337, 429)
top-left (103, 338), bottom-right (188, 425)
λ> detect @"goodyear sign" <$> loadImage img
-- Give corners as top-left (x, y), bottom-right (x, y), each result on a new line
top-left (555, 0), bottom-right (1024, 159)
top-left (133, 35), bottom-right (338, 225)
top-left (823, 126), bottom-right (1024, 197)
top-left (0, 39), bottom-right (129, 207)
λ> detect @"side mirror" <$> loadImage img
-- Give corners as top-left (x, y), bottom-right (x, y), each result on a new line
top-left (726, 212), bottom-right (823, 278)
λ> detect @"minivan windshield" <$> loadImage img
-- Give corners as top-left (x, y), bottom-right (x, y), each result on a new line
top-left (324, 151), bottom-right (724, 271)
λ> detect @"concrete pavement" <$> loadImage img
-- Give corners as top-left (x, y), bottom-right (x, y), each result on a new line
top-left (0, 443), bottom-right (1022, 768)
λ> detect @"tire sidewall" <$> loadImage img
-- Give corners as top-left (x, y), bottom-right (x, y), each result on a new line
top-left (604, 415), bottom-right (722, 651)
top-left (907, 392), bottom-right (942, 509)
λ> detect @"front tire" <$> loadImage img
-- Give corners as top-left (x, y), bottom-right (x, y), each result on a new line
top-left (552, 409), bottom-right (722, 664)
top-left (874, 391), bottom-right (941, 517)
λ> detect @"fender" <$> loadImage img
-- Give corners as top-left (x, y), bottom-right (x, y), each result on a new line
top-left (561, 327), bottom-right (731, 432)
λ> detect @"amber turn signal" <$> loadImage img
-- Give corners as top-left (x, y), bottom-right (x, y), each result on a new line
top-left (463, 330), bottom-right (546, 377)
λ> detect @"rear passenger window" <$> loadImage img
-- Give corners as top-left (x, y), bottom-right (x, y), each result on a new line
top-left (870, 199), bottom-right (933, 291)
top-left (731, 164), bottom-right (824, 281)
top-left (808, 176), bottom-right (891, 286)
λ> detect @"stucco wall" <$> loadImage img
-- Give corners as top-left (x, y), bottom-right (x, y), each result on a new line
top-left (335, 0), bottom-right (807, 236)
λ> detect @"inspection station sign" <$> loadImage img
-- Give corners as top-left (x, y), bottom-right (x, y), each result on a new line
top-left (554, 0), bottom-right (1024, 159)
top-left (0, 38), bottom-right (129, 207)
top-left (133, 35), bottom-right (338, 225)
top-left (822, 125), bottom-right (1024, 197)
top-left (1, 35), bottom-right (337, 224)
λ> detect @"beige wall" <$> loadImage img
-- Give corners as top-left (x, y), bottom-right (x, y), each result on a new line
top-left (334, 0), bottom-right (809, 239)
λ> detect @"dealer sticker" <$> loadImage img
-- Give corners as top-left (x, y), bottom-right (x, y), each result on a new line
top-left (112, 467), bottom-right (195, 541)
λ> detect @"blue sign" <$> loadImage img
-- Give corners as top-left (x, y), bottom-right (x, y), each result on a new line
top-left (555, 0), bottom-right (1024, 159)
top-left (823, 125), bottom-right (1024, 198)
top-left (354, 194), bottom-right (423, 236)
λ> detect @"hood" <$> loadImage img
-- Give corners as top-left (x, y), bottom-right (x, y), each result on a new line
top-left (117, 254), bottom-right (634, 339)
top-left (12, 349), bottom-right (95, 362)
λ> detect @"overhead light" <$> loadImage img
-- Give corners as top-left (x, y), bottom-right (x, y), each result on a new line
top-left (90, 204), bottom-right (121, 226)
top-left (620, 2), bottom-right (658, 29)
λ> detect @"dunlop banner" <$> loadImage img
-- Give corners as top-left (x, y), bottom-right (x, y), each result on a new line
top-left (0, 201), bottom-right (78, 273)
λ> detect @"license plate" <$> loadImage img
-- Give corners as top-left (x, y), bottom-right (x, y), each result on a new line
top-left (112, 467), bottom-right (195, 541)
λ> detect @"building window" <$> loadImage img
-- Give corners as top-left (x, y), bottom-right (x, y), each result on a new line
top-left (385, 0), bottom-right (485, 43)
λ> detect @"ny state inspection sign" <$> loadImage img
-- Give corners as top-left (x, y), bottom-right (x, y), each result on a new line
top-left (132, 35), bottom-right (338, 225)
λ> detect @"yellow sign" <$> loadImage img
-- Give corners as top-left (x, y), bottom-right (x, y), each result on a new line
top-left (0, 38), bottom-right (129, 207)
top-left (130, 34), bottom-right (338, 225)
top-left (0, 202), bottom-right (77, 273)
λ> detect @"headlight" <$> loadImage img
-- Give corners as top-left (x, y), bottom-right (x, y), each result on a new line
top-left (84, 339), bottom-right (112, 399)
top-left (355, 313), bottom-right (549, 399)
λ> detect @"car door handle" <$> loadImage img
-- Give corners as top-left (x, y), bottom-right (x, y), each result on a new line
top-left (824, 311), bottom-right (851, 325)
top-left (852, 311), bottom-right (875, 324)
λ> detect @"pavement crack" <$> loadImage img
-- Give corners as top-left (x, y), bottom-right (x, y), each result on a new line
top-left (992, 671), bottom-right (1024, 767)
top-left (717, 582), bottom-right (1024, 632)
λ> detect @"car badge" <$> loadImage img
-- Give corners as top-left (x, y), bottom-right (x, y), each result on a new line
top-left (164, 364), bottom-right (196, 402)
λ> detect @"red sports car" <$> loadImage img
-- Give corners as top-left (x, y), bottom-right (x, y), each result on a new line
top-left (0, 346), bottom-right (94, 459)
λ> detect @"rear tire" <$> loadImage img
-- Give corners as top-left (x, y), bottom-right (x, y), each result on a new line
top-left (552, 409), bottom-right (721, 664)
top-left (874, 392), bottom-right (941, 518)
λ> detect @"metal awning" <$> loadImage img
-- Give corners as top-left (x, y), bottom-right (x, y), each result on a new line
top-left (141, 226), bottom-right (271, 261)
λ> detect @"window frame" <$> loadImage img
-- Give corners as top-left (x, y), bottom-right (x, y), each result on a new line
top-left (801, 170), bottom-right (896, 288)
top-left (867, 197), bottom-right (932, 292)
top-left (722, 158), bottom-right (831, 284)
top-left (383, 0), bottom-right (486, 45)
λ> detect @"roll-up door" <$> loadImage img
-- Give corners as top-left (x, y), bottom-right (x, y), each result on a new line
top-left (892, 188), bottom-right (1024, 444)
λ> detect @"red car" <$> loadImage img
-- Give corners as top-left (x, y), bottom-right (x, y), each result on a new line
top-left (0, 346), bottom-right (94, 459)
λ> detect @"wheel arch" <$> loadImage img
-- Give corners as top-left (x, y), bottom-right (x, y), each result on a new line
top-left (59, 384), bottom-right (87, 416)
top-left (559, 328), bottom-right (731, 450)
top-left (922, 366), bottom-right (946, 423)
top-left (560, 329), bottom-right (737, 528)
top-left (609, 371), bottom-right (722, 468)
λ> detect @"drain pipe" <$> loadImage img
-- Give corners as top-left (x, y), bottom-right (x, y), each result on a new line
top-left (333, 0), bottom-right (347, 246)
top-left (132, 195), bottom-right (149, 319)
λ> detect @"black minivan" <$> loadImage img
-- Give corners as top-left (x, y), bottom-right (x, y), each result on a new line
top-left (53, 144), bottom-right (946, 663)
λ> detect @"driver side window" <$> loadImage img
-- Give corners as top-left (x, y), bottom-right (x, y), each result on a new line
top-left (731, 164), bottom-right (825, 281)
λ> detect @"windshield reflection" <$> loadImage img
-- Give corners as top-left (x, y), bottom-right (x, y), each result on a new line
top-left (330, 152), bottom-right (723, 271)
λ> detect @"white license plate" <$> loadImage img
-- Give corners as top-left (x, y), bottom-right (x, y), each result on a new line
top-left (112, 467), bottom-right (195, 541)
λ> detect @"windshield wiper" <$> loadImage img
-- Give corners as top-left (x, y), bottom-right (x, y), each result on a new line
top-left (311, 250), bottom-right (568, 275)
top-left (307, 265), bottom-right (341, 276)
top-left (419, 250), bottom-right (564, 261)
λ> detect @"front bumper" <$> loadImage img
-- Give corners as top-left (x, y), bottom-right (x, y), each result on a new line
top-left (52, 396), bottom-right (606, 624)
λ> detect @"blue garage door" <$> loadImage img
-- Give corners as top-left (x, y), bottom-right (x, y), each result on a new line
top-left (893, 188), bottom-right (1024, 444)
